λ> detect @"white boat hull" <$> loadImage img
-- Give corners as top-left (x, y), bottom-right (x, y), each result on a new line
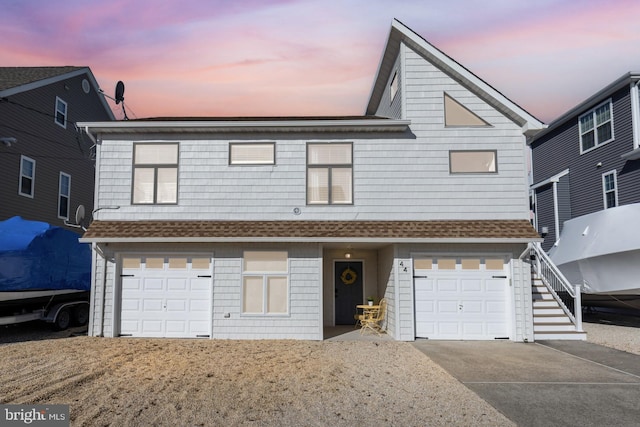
top-left (548, 203), bottom-right (640, 300)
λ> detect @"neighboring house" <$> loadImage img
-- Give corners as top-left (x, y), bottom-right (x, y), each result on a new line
top-left (0, 67), bottom-right (114, 231)
top-left (79, 20), bottom-right (546, 342)
top-left (530, 72), bottom-right (640, 251)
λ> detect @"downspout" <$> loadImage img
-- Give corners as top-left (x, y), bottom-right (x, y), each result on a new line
top-left (631, 81), bottom-right (640, 150)
top-left (552, 181), bottom-right (560, 244)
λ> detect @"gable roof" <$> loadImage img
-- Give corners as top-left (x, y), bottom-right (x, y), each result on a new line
top-left (80, 219), bottom-right (541, 244)
top-left (0, 66), bottom-right (86, 92)
top-left (529, 71), bottom-right (640, 144)
top-left (365, 19), bottom-right (545, 136)
top-left (0, 66), bottom-right (115, 120)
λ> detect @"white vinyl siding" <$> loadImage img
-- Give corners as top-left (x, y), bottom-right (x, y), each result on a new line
top-left (55, 97), bottom-right (67, 128)
top-left (58, 172), bottom-right (71, 219)
top-left (19, 155), bottom-right (35, 198)
top-left (579, 99), bottom-right (614, 153)
top-left (132, 143), bottom-right (178, 204)
top-left (602, 170), bottom-right (618, 209)
top-left (229, 142), bottom-right (275, 165)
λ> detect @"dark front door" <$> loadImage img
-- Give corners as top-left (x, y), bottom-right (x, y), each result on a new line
top-left (334, 261), bottom-right (363, 325)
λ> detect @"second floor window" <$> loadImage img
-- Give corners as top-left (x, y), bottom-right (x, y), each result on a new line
top-left (602, 170), bottom-right (617, 209)
top-left (307, 143), bottom-right (352, 205)
top-left (132, 143), bottom-right (178, 204)
top-left (55, 97), bottom-right (67, 128)
top-left (19, 155), bottom-right (35, 197)
top-left (58, 172), bottom-right (71, 219)
top-left (579, 100), bottom-right (613, 153)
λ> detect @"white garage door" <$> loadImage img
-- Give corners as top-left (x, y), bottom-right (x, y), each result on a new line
top-left (414, 256), bottom-right (510, 340)
top-left (120, 255), bottom-right (212, 338)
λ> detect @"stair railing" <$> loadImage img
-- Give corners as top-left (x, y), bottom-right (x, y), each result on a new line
top-left (522, 242), bottom-right (583, 332)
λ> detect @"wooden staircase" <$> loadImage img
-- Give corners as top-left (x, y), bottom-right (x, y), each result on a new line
top-left (532, 276), bottom-right (587, 340)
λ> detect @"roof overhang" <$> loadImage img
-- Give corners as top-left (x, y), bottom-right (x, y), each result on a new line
top-left (78, 118), bottom-right (411, 138)
top-left (80, 220), bottom-right (543, 244)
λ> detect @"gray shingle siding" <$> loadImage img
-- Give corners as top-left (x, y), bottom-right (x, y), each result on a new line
top-left (532, 84), bottom-right (640, 232)
top-left (0, 72), bottom-right (112, 229)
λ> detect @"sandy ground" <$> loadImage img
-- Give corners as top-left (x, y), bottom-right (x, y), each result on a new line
top-left (583, 311), bottom-right (640, 356)
top-left (0, 335), bottom-right (513, 427)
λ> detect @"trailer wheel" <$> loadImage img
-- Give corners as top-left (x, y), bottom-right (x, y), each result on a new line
top-left (73, 305), bottom-right (89, 326)
top-left (53, 308), bottom-right (71, 331)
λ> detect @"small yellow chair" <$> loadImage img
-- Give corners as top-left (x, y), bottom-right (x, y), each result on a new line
top-left (360, 298), bottom-right (387, 335)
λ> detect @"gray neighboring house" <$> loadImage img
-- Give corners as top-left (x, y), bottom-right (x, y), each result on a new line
top-left (79, 20), bottom-right (552, 342)
top-left (530, 72), bottom-right (640, 251)
top-left (0, 67), bottom-right (114, 231)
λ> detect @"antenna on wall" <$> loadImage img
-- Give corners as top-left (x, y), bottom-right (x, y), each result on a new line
top-left (114, 81), bottom-right (129, 120)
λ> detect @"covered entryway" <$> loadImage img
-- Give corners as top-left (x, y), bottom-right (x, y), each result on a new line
top-left (119, 255), bottom-right (212, 338)
top-left (334, 260), bottom-right (363, 325)
top-left (414, 256), bottom-right (510, 340)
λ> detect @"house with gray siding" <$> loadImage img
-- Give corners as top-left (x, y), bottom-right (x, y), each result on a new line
top-left (79, 20), bottom-right (548, 342)
top-left (530, 72), bottom-right (640, 251)
top-left (0, 67), bottom-right (114, 230)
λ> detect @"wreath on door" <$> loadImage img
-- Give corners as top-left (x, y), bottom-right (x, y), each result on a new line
top-left (340, 267), bottom-right (358, 285)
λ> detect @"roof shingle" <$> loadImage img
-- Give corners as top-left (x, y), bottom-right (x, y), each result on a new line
top-left (81, 220), bottom-right (540, 242)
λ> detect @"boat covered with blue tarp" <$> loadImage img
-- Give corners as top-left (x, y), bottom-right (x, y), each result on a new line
top-left (0, 216), bottom-right (91, 292)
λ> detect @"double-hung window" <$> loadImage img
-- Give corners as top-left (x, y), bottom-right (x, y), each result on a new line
top-left (602, 170), bottom-right (617, 209)
top-left (55, 97), bottom-right (67, 128)
top-left (579, 100), bottom-right (613, 153)
top-left (242, 251), bottom-right (288, 315)
top-left (19, 155), bottom-right (35, 197)
top-left (132, 143), bottom-right (178, 204)
top-left (307, 143), bottom-right (352, 205)
top-left (58, 172), bottom-right (71, 219)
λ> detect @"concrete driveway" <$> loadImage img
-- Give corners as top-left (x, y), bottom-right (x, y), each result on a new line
top-left (413, 340), bottom-right (640, 427)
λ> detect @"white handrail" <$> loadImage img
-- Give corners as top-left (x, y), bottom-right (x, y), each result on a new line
top-left (523, 242), bottom-right (583, 332)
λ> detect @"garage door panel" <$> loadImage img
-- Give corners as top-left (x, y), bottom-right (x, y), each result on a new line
top-left (436, 279), bottom-right (457, 292)
top-left (143, 299), bottom-right (164, 311)
top-left (191, 278), bottom-right (211, 291)
top-left (167, 279), bottom-right (187, 291)
top-left (142, 320), bottom-right (163, 333)
top-left (122, 278), bottom-right (141, 291)
top-left (143, 279), bottom-right (164, 291)
top-left (462, 300), bottom-right (483, 314)
top-left (437, 300), bottom-right (459, 314)
top-left (486, 279), bottom-right (505, 292)
top-left (166, 299), bottom-right (187, 311)
top-left (461, 279), bottom-right (482, 292)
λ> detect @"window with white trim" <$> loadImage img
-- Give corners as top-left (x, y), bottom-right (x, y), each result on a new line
top-left (19, 155), bottom-right (35, 197)
top-left (449, 150), bottom-right (497, 174)
top-left (307, 143), bottom-right (352, 205)
top-left (602, 170), bottom-right (618, 209)
top-left (579, 100), bottom-right (613, 153)
top-left (58, 172), bottom-right (71, 219)
top-left (132, 143), bottom-right (178, 204)
top-left (229, 142), bottom-right (275, 165)
top-left (242, 251), bottom-right (288, 315)
top-left (55, 97), bottom-right (67, 128)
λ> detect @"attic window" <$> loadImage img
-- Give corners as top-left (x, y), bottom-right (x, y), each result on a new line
top-left (390, 72), bottom-right (399, 102)
top-left (444, 93), bottom-right (490, 127)
top-left (55, 97), bottom-right (67, 128)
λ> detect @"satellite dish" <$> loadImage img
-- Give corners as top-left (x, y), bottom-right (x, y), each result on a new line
top-left (75, 204), bottom-right (86, 225)
top-left (115, 81), bottom-right (125, 104)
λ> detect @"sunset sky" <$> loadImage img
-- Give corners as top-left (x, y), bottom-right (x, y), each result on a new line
top-left (2, 0), bottom-right (639, 123)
